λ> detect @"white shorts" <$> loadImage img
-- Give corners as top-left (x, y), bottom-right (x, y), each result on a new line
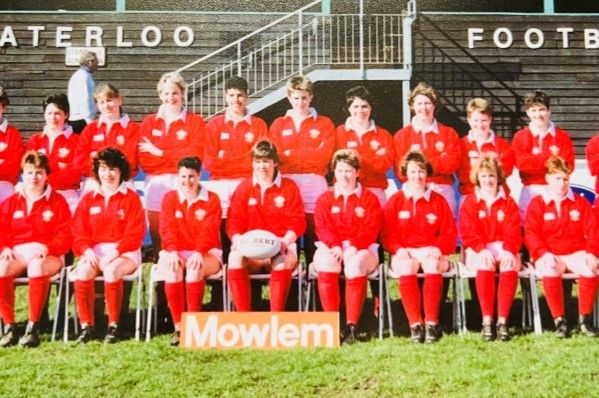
top-left (12, 242), bottom-right (64, 265)
top-left (465, 241), bottom-right (504, 272)
top-left (284, 173), bottom-right (327, 214)
top-left (367, 187), bottom-right (387, 207)
top-left (428, 182), bottom-right (457, 218)
top-left (405, 246), bottom-right (442, 264)
top-left (0, 181), bottom-right (15, 204)
top-left (93, 242), bottom-right (141, 267)
top-left (144, 173), bottom-right (178, 211)
top-left (56, 189), bottom-right (80, 215)
top-left (536, 250), bottom-right (597, 278)
top-left (159, 248), bottom-right (224, 265)
top-left (519, 184), bottom-right (546, 221)
top-left (202, 178), bottom-right (244, 218)
top-left (315, 241), bottom-right (379, 255)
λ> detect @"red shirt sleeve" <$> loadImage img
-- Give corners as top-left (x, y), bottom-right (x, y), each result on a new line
top-left (46, 193), bottom-right (73, 256)
top-left (0, 125), bottom-right (24, 184)
top-left (458, 195), bottom-right (487, 253)
top-left (116, 192), bottom-right (145, 254)
top-left (314, 192), bottom-right (343, 249)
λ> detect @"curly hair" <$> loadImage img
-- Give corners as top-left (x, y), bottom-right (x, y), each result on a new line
top-left (92, 147), bottom-right (131, 184)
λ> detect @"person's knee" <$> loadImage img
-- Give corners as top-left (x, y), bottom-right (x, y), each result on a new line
top-left (391, 256), bottom-right (419, 276)
top-left (227, 250), bottom-right (244, 269)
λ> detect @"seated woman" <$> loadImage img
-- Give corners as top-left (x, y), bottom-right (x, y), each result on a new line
top-left (71, 147), bottom-right (145, 344)
top-left (524, 156), bottom-right (598, 338)
top-left (314, 149), bottom-right (382, 344)
top-left (382, 151), bottom-right (456, 343)
top-left (158, 156), bottom-right (222, 346)
top-left (0, 151), bottom-right (72, 348)
top-left (459, 156), bottom-right (521, 341)
top-left (226, 140), bottom-right (306, 312)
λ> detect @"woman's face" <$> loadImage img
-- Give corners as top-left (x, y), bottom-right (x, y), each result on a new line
top-left (178, 167), bottom-right (200, 197)
top-left (98, 162), bottom-right (122, 189)
top-left (406, 160), bottom-right (427, 188)
top-left (546, 171), bottom-right (569, 198)
top-left (526, 104), bottom-right (551, 131)
top-left (97, 94), bottom-right (122, 121)
top-left (44, 103), bottom-right (67, 130)
top-left (412, 94), bottom-right (435, 121)
top-left (468, 110), bottom-right (492, 137)
top-left (252, 157), bottom-right (277, 184)
top-left (225, 88), bottom-right (248, 115)
top-left (348, 98), bottom-right (371, 123)
top-left (287, 89), bottom-right (312, 114)
top-left (477, 168), bottom-right (498, 195)
top-left (159, 83), bottom-right (184, 110)
top-left (22, 163), bottom-right (48, 194)
top-left (334, 160), bottom-right (358, 191)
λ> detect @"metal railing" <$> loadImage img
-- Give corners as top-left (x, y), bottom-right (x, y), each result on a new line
top-left (412, 13), bottom-right (525, 138)
top-left (176, 0), bottom-right (408, 117)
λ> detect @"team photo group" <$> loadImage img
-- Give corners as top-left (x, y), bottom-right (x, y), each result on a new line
top-left (0, 51), bottom-right (598, 349)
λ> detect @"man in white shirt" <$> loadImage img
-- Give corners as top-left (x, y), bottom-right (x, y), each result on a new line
top-left (67, 51), bottom-right (98, 133)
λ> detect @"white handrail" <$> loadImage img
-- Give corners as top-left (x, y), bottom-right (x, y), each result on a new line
top-left (175, 0), bottom-right (322, 74)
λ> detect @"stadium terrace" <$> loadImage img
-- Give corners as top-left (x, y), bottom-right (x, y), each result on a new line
top-left (468, 27), bottom-right (599, 49)
top-left (0, 24), bottom-right (196, 48)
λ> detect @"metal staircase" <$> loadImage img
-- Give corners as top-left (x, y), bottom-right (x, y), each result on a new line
top-left (412, 14), bottom-right (526, 138)
top-left (175, 0), bottom-right (416, 123)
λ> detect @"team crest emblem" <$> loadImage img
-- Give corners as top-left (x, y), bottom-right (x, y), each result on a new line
top-left (0, 142), bottom-right (7, 152)
top-left (117, 209), bottom-right (125, 220)
top-left (549, 145), bottom-right (560, 155)
top-left (309, 129), bottom-right (320, 139)
top-left (369, 140), bottom-right (380, 151)
top-left (58, 147), bottom-right (70, 158)
top-left (116, 135), bottom-right (125, 146)
top-left (354, 206), bottom-right (365, 218)
top-left (244, 132), bottom-right (255, 142)
top-left (569, 209), bottom-right (580, 221)
top-left (435, 141), bottom-right (445, 152)
top-left (426, 213), bottom-right (438, 224)
top-left (497, 210), bottom-right (505, 222)
top-left (195, 209), bottom-right (206, 221)
top-left (176, 130), bottom-right (188, 140)
top-left (42, 209), bottom-right (54, 222)
top-left (274, 195), bottom-right (285, 208)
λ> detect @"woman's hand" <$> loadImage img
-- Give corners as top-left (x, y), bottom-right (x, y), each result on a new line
top-left (138, 137), bottom-right (164, 157)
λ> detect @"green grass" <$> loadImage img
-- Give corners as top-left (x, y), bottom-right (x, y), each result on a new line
top-left (0, 332), bottom-right (597, 397)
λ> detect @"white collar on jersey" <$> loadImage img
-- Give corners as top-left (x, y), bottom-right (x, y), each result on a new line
top-left (156, 105), bottom-right (187, 122)
top-left (42, 124), bottom-right (74, 139)
top-left (177, 184), bottom-right (210, 204)
top-left (402, 184), bottom-right (433, 201)
top-left (334, 182), bottom-right (363, 199)
top-left (411, 117), bottom-right (439, 134)
top-left (98, 113), bottom-right (130, 129)
top-left (252, 171), bottom-right (282, 188)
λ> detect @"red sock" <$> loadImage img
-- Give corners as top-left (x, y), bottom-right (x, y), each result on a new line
top-left (104, 280), bottom-right (124, 325)
top-left (345, 276), bottom-right (367, 326)
top-left (542, 276), bottom-right (565, 319)
top-left (399, 275), bottom-right (422, 326)
top-left (497, 270), bottom-right (518, 319)
top-left (578, 276), bottom-right (598, 317)
top-left (186, 280), bottom-right (206, 312)
top-left (423, 273), bottom-right (443, 325)
top-left (28, 276), bottom-right (50, 323)
top-left (0, 276), bottom-right (15, 324)
top-left (475, 270), bottom-right (496, 318)
top-left (165, 281), bottom-right (185, 325)
top-left (269, 269), bottom-right (292, 312)
top-left (317, 271), bottom-right (340, 311)
top-left (228, 268), bottom-right (251, 311)
top-left (74, 279), bottom-right (95, 326)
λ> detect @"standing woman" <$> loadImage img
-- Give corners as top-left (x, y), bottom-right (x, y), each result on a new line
top-left (393, 83), bottom-right (461, 216)
top-left (268, 75), bottom-right (336, 265)
top-left (459, 156), bottom-right (521, 341)
top-left (457, 98), bottom-right (515, 198)
top-left (71, 147), bottom-right (145, 343)
top-left (0, 151), bottom-right (72, 347)
top-left (313, 149), bottom-right (382, 344)
top-left (138, 72), bottom-right (206, 259)
top-left (0, 87), bottom-right (24, 204)
top-left (336, 86), bottom-right (394, 206)
top-left (382, 151), bottom-right (456, 343)
top-left (26, 93), bottom-right (81, 214)
top-left (74, 84), bottom-right (140, 193)
top-left (226, 140), bottom-right (306, 312)
top-left (524, 156), bottom-right (598, 338)
top-left (159, 156), bottom-right (222, 346)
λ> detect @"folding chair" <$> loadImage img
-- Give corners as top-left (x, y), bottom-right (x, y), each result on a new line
top-left (523, 264), bottom-right (599, 334)
top-left (454, 261), bottom-right (541, 335)
top-left (385, 261), bottom-right (460, 337)
top-left (0, 268), bottom-right (67, 342)
top-left (145, 263), bottom-right (226, 341)
top-left (304, 262), bottom-right (387, 339)
top-left (64, 264), bottom-right (145, 342)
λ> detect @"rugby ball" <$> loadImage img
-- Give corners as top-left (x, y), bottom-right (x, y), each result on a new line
top-left (237, 229), bottom-right (281, 260)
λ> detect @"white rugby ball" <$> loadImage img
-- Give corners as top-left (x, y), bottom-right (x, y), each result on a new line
top-left (237, 229), bottom-right (281, 260)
